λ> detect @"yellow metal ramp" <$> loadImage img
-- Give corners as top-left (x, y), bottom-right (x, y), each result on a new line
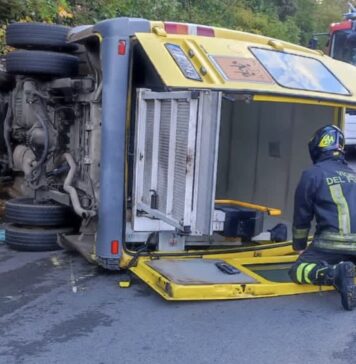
top-left (129, 247), bottom-right (333, 300)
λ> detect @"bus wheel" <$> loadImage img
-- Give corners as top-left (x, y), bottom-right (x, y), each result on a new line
top-left (6, 23), bottom-right (77, 52)
top-left (5, 224), bottom-right (73, 252)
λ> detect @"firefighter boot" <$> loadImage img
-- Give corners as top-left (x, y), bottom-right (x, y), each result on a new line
top-left (310, 261), bottom-right (356, 310)
top-left (333, 262), bottom-right (356, 311)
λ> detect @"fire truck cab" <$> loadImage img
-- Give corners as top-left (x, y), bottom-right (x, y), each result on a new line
top-left (323, 5), bottom-right (356, 147)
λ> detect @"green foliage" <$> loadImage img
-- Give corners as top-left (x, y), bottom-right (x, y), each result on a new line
top-left (0, 0), bottom-right (353, 48)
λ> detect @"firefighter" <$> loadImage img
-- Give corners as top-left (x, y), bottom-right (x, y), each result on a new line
top-left (289, 124), bottom-right (356, 310)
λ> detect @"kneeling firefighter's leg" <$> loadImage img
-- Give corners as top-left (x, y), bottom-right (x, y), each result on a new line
top-left (290, 260), bottom-right (356, 310)
top-left (289, 261), bottom-right (333, 285)
top-left (308, 261), bottom-right (356, 310)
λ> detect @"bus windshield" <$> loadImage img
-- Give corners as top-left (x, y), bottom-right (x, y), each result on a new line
top-left (331, 30), bottom-right (356, 65)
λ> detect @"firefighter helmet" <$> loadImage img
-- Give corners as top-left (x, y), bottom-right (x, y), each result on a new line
top-left (308, 125), bottom-right (345, 163)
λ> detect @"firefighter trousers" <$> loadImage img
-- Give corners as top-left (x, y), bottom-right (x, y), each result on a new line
top-left (289, 245), bottom-right (356, 285)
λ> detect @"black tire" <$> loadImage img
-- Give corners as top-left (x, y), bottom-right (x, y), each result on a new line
top-left (5, 197), bottom-right (74, 227)
top-left (0, 70), bottom-right (15, 91)
top-left (6, 22), bottom-right (76, 52)
top-left (5, 224), bottom-right (73, 251)
top-left (6, 50), bottom-right (79, 77)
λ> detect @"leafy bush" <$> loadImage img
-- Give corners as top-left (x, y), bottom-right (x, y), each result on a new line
top-left (0, 0), bottom-right (351, 51)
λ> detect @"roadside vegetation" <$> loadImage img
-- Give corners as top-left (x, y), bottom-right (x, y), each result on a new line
top-left (0, 0), bottom-right (352, 52)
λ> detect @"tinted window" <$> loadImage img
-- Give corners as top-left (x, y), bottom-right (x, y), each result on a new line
top-left (331, 30), bottom-right (356, 65)
top-left (250, 48), bottom-right (350, 95)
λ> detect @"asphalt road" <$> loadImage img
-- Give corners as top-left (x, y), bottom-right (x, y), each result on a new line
top-left (1, 153), bottom-right (356, 364)
top-left (1, 242), bottom-right (356, 364)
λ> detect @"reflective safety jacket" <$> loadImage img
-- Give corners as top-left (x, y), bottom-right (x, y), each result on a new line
top-left (293, 157), bottom-right (356, 251)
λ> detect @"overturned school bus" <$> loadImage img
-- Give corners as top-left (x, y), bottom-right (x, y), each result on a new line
top-left (1, 18), bottom-right (356, 300)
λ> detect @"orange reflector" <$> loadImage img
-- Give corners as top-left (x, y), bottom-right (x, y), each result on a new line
top-left (164, 22), bottom-right (188, 34)
top-left (111, 240), bottom-right (119, 255)
top-left (118, 40), bottom-right (126, 55)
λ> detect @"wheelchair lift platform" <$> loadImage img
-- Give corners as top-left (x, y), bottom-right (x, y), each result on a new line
top-left (129, 244), bottom-right (334, 301)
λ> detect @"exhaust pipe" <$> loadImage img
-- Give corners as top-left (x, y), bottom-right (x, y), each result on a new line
top-left (63, 153), bottom-right (96, 218)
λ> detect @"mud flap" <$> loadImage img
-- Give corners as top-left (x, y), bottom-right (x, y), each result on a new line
top-left (129, 247), bottom-right (334, 300)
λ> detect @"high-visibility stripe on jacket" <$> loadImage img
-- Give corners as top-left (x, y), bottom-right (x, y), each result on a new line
top-left (293, 156), bottom-right (356, 251)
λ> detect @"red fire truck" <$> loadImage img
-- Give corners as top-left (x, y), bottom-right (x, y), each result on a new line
top-left (315, 4), bottom-right (356, 146)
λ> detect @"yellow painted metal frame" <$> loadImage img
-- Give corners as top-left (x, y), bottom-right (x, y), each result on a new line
top-left (215, 199), bottom-right (281, 216)
top-left (253, 95), bottom-right (356, 110)
top-left (129, 244), bottom-right (334, 301)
